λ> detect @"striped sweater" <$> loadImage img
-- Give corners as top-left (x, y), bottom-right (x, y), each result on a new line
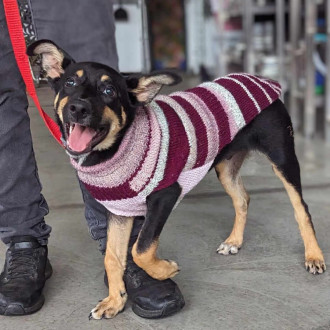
top-left (72, 73), bottom-right (281, 216)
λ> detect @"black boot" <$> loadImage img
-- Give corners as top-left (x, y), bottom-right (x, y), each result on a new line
top-left (0, 236), bottom-right (52, 315)
top-left (104, 217), bottom-right (185, 319)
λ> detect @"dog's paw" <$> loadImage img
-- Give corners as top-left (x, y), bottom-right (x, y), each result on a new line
top-left (147, 259), bottom-right (180, 281)
top-left (89, 294), bottom-right (127, 320)
top-left (305, 259), bottom-right (326, 275)
top-left (217, 242), bottom-right (240, 255)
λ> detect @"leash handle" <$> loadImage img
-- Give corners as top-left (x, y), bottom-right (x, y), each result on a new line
top-left (3, 0), bottom-right (63, 146)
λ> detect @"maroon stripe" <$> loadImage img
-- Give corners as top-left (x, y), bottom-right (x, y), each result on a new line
top-left (265, 78), bottom-right (281, 90)
top-left (224, 74), bottom-right (271, 110)
top-left (246, 75), bottom-right (280, 101)
top-left (264, 78), bottom-right (282, 94)
top-left (84, 181), bottom-right (136, 201)
top-left (154, 100), bottom-right (190, 191)
top-left (215, 78), bottom-right (259, 125)
top-left (255, 75), bottom-right (282, 90)
top-left (188, 86), bottom-right (231, 150)
top-left (171, 95), bottom-right (208, 168)
top-left (129, 110), bottom-right (155, 193)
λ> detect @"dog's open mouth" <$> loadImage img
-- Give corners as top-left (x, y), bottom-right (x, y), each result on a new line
top-left (65, 123), bottom-right (109, 155)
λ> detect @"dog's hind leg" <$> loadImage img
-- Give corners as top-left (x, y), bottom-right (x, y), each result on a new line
top-left (269, 154), bottom-right (326, 274)
top-left (255, 106), bottom-right (325, 274)
top-left (215, 150), bottom-right (250, 255)
top-left (132, 182), bottom-right (182, 281)
top-left (90, 215), bottom-right (134, 319)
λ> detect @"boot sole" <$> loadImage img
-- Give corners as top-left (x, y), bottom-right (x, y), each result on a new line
top-left (132, 297), bottom-right (185, 319)
top-left (0, 260), bottom-right (53, 316)
top-left (1, 294), bottom-right (45, 316)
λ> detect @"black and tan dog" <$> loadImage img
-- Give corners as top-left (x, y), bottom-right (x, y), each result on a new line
top-left (28, 40), bottom-right (326, 320)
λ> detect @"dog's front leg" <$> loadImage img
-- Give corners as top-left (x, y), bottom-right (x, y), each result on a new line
top-left (132, 182), bottom-right (182, 281)
top-left (90, 215), bottom-right (133, 320)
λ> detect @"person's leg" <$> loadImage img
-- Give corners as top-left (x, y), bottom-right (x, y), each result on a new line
top-left (31, 0), bottom-right (118, 68)
top-left (78, 180), bottom-right (108, 254)
top-left (0, 2), bottom-right (51, 246)
top-left (0, 0), bottom-right (52, 316)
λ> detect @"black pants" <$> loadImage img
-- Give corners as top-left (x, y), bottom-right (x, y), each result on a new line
top-left (0, 0), bottom-right (118, 252)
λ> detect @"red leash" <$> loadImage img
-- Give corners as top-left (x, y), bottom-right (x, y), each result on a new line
top-left (3, 0), bottom-right (63, 146)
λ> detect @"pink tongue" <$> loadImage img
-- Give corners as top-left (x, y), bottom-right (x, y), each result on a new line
top-left (68, 124), bottom-right (96, 152)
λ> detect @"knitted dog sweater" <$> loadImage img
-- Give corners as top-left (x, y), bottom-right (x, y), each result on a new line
top-left (72, 73), bottom-right (281, 216)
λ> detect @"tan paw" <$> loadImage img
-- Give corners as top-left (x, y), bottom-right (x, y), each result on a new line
top-left (89, 293), bottom-right (127, 320)
top-left (146, 259), bottom-right (180, 281)
top-left (217, 242), bottom-right (240, 255)
top-left (305, 258), bottom-right (326, 275)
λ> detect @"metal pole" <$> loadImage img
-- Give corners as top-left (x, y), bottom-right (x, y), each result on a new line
top-left (326, 0), bottom-right (330, 142)
top-left (276, 0), bottom-right (285, 96)
top-left (289, 0), bottom-right (301, 130)
top-left (244, 0), bottom-right (254, 74)
top-left (304, 0), bottom-right (317, 138)
top-left (140, 0), bottom-right (151, 73)
top-left (217, 3), bottom-right (226, 76)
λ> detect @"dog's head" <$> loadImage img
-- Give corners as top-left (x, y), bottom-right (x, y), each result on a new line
top-left (27, 40), bottom-right (181, 159)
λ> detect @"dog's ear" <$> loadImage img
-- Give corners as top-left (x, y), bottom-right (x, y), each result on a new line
top-left (126, 71), bottom-right (182, 105)
top-left (27, 39), bottom-right (75, 81)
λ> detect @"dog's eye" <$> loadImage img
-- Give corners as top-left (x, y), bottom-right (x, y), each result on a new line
top-left (65, 77), bottom-right (77, 87)
top-left (103, 86), bottom-right (116, 97)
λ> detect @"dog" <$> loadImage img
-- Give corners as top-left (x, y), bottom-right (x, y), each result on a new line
top-left (28, 40), bottom-right (326, 320)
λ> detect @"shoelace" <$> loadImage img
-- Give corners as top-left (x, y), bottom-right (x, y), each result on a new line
top-left (7, 250), bottom-right (38, 279)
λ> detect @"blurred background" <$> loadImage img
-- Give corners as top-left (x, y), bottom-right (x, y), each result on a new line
top-left (113, 0), bottom-right (330, 142)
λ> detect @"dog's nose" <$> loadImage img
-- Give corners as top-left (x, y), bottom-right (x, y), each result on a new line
top-left (68, 100), bottom-right (91, 120)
